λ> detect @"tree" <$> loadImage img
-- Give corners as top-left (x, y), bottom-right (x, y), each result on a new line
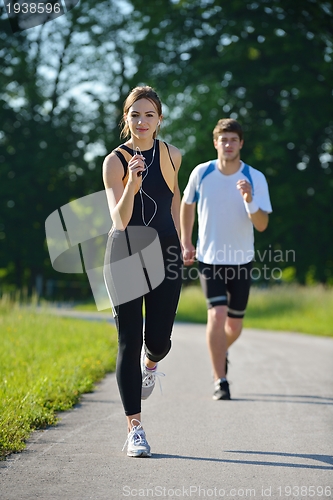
top-left (130, 0), bottom-right (333, 283)
top-left (1, 0), bottom-right (332, 293)
top-left (0, 1), bottom-right (138, 293)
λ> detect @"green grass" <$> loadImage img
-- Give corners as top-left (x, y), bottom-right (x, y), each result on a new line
top-left (0, 300), bottom-right (117, 459)
top-left (74, 284), bottom-right (333, 336)
top-left (2, 284), bottom-right (330, 458)
top-left (176, 284), bottom-right (333, 337)
top-left (245, 285), bottom-right (333, 335)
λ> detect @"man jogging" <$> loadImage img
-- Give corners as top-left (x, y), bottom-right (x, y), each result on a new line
top-left (180, 118), bottom-right (272, 400)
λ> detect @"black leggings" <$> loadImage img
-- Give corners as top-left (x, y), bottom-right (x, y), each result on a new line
top-left (104, 229), bottom-right (182, 416)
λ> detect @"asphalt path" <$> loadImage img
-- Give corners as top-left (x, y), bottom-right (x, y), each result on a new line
top-left (1, 318), bottom-right (333, 500)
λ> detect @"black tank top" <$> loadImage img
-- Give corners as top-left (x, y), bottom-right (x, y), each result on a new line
top-left (114, 140), bottom-right (177, 237)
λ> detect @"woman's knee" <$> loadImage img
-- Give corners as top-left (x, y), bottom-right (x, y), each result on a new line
top-left (145, 338), bottom-right (171, 363)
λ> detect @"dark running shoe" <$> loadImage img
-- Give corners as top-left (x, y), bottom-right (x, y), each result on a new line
top-left (213, 379), bottom-right (231, 400)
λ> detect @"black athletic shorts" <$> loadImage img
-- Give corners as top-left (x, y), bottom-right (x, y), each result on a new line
top-left (198, 261), bottom-right (252, 318)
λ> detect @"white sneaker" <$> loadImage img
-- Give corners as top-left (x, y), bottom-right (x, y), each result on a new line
top-left (141, 349), bottom-right (165, 400)
top-left (122, 419), bottom-right (151, 457)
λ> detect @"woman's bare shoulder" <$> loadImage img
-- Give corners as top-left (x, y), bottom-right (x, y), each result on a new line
top-left (102, 150), bottom-right (124, 186)
top-left (164, 142), bottom-right (182, 169)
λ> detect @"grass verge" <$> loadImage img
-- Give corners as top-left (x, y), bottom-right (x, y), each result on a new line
top-left (0, 302), bottom-right (117, 459)
top-left (176, 284), bottom-right (333, 337)
top-left (74, 284), bottom-right (333, 336)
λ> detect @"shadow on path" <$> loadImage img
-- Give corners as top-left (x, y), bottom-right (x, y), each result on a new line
top-left (236, 394), bottom-right (333, 405)
top-left (152, 451), bottom-right (333, 470)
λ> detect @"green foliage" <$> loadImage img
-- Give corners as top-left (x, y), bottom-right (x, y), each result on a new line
top-left (1, 0), bottom-right (333, 297)
top-left (130, 0), bottom-right (333, 283)
top-left (0, 305), bottom-right (117, 458)
top-left (0, 2), bottom-right (136, 290)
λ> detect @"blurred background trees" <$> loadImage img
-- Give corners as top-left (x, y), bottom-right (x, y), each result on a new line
top-left (130, 0), bottom-right (333, 284)
top-left (0, 0), bottom-right (332, 299)
top-left (0, 0), bottom-right (135, 297)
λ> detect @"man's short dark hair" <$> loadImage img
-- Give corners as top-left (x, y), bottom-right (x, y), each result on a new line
top-left (213, 118), bottom-right (243, 141)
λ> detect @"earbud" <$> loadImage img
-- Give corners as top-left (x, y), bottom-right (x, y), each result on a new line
top-left (157, 120), bottom-right (161, 126)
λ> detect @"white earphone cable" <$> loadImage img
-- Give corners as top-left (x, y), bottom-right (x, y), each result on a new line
top-left (134, 140), bottom-right (158, 226)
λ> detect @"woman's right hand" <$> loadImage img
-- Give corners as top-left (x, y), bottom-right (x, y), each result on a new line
top-left (127, 153), bottom-right (145, 191)
top-left (182, 242), bottom-right (196, 266)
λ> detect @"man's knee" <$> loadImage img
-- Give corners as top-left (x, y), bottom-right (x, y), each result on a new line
top-left (208, 305), bottom-right (228, 327)
top-left (225, 317), bottom-right (243, 337)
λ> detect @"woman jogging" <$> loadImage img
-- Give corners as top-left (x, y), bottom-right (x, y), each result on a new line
top-left (103, 86), bottom-right (183, 457)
